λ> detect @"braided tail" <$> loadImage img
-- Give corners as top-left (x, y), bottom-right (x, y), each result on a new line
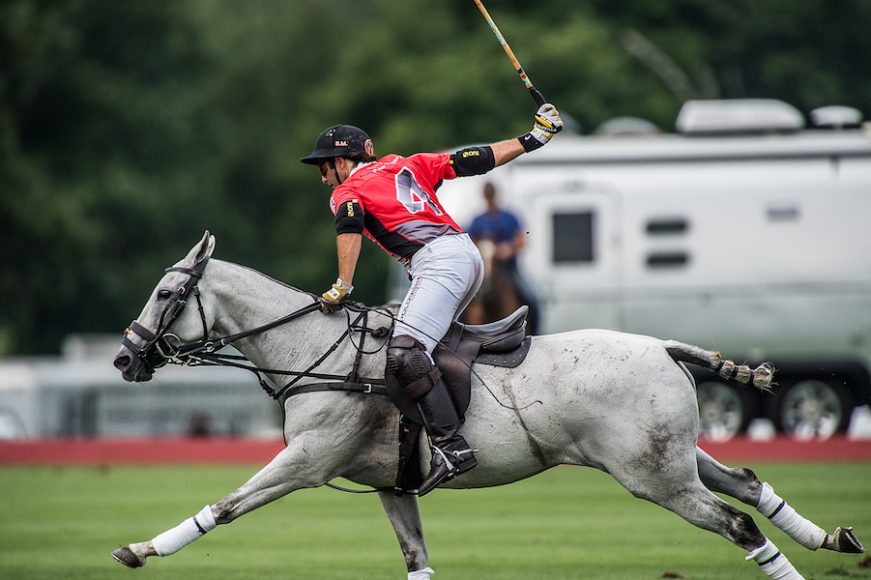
top-left (663, 340), bottom-right (774, 391)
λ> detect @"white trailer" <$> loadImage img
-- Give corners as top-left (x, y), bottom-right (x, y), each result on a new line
top-left (427, 100), bottom-right (871, 439)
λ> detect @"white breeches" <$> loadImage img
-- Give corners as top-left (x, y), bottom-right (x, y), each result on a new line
top-left (396, 234), bottom-right (483, 353)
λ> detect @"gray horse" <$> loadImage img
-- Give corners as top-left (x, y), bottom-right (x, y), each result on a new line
top-left (111, 233), bottom-right (863, 579)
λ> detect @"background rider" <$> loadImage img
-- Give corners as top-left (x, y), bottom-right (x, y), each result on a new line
top-left (466, 181), bottom-right (541, 334)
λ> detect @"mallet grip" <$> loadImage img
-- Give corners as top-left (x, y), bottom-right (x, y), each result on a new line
top-left (529, 87), bottom-right (546, 108)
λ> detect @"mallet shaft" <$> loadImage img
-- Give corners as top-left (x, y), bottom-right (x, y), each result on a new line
top-left (473, 0), bottom-right (546, 106)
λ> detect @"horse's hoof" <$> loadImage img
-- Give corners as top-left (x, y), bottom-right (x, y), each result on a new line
top-left (834, 527), bottom-right (865, 554)
top-left (112, 546), bottom-right (145, 568)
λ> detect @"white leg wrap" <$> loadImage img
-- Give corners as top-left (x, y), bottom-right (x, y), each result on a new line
top-left (408, 567), bottom-right (435, 579)
top-left (746, 539), bottom-right (804, 580)
top-left (152, 505), bottom-right (216, 557)
top-left (757, 481), bottom-right (781, 515)
top-left (757, 483), bottom-right (825, 550)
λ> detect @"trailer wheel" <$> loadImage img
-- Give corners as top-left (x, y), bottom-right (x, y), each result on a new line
top-left (773, 379), bottom-right (854, 439)
top-left (697, 381), bottom-right (755, 440)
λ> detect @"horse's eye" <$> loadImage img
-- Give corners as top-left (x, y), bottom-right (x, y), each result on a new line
top-left (157, 289), bottom-right (173, 300)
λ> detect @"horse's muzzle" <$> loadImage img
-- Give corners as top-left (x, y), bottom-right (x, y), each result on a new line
top-left (114, 348), bottom-right (154, 382)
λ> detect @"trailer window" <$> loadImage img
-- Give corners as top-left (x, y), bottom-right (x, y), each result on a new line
top-left (552, 212), bottom-right (594, 263)
top-left (646, 252), bottom-right (690, 268)
top-left (646, 218), bottom-right (689, 235)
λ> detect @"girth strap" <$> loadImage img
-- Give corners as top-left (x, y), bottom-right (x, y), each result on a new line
top-left (277, 381), bottom-right (389, 406)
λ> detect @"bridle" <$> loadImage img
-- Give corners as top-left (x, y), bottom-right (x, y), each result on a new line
top-left (121, 256), bottom-right (391, 400)
top-left (123, 256), bottom-right (213, 373)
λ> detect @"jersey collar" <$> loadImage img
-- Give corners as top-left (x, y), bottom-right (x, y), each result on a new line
top-left (349, 161), bottom-right (375, 178)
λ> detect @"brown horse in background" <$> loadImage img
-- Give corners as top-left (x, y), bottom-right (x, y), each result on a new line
top-left (464, 238), bottom-right (524, 329)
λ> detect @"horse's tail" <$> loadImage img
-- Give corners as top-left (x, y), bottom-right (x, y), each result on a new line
top-left (663, 340), bottom-right (774, 391)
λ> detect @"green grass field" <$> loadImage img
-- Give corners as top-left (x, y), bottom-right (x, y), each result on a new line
top-left (1, 464), bottom-right (869, 580)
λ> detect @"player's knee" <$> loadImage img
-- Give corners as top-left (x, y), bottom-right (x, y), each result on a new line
top-left (387, 335), bottom-right (429, 373)
top-left (386, 335), bottom-right (440, 400)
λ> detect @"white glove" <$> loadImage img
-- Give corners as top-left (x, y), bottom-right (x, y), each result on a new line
top-left (529, 103), bottom-right (563, 145)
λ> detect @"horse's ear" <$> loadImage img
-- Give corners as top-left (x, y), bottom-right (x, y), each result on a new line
top-left (189, 230), bottom-right (216, 264)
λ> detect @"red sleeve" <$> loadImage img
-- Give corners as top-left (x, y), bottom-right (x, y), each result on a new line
top-left (330, 185), bottom-right (364, 215)
top-left (407, 153), bottom-right (457, 185)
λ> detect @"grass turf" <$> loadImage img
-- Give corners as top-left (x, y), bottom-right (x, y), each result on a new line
top-left (0, 463), bottom-right (869, 580)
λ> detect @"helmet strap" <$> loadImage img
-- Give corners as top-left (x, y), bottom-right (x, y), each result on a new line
top-left (332, 158), bottom-right (359, 185)
top-left (324, 159), bottom-right (342, 185)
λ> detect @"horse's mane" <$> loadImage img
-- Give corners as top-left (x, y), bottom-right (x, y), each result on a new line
top-left (216, 259), bottom-right (318, 298)
top-left (215, 259), bottom-right (400, 314)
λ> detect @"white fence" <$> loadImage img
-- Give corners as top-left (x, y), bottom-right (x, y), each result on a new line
top-left (0, 335), bottom-right (282, 439)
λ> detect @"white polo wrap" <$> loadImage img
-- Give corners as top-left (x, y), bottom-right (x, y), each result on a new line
top-left (746, 539), bottom-right (802, 579)
top-left (152, 505), bottom-right (216, 557)
top-left (757, 482), bottom-right (825, 550)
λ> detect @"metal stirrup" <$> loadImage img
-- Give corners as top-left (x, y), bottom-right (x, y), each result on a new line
top-left (431, 446), bottom-right (457, 471)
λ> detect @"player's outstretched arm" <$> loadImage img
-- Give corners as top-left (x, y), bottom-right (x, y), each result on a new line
top-left (492, 103), bottom-right (563, 167)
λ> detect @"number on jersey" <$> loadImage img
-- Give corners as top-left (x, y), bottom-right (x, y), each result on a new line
top-left (395, 168), bottom-right (443, 215)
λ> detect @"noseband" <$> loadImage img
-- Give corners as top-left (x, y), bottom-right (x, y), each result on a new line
top-left (122, 256), bottom-right (212, 372)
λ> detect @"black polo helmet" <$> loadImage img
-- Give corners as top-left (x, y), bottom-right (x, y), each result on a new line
top-left (300, 124), bottom-right (376, 165)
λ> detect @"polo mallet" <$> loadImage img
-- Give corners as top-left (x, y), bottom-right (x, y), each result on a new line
top-left (472, 0), bottom-right (546, 107)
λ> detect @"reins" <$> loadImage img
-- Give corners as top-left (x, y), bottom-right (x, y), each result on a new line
top-left (125, 255), bottom-right (396, 403)
top-left (176, 304), bottom-right (393, 402)
top-left (176, 301), bottom-right (324, 359)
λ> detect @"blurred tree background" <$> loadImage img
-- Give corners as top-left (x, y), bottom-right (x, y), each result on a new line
top-left (1, 0), bottom-right (869, 354)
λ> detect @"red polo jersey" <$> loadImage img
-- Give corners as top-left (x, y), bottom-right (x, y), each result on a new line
top-left (329, 153), bottom-right (463, 264)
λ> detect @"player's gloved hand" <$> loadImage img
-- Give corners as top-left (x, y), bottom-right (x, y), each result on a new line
top-left (530, 103), bottom-right (563, 145)
top-left (319, 278), bottom-right (353, 313)
top-left (520, 103), bottom-right (564, 152)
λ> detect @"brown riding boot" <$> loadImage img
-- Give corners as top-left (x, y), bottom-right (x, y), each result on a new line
top-left (416, 382), bottom-right (477, 496)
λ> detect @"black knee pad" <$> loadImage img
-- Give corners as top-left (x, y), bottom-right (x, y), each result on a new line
top-left (386, 335), bottom-right (442, 400)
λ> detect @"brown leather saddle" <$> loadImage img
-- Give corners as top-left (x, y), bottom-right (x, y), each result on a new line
top-left (385, 305), bottom-right (532, 424)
